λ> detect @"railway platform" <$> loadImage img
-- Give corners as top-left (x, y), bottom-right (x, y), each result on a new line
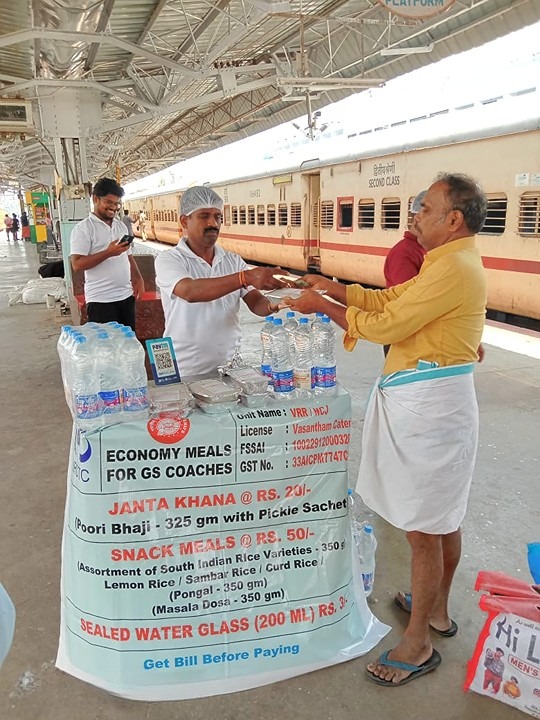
top-left (0, 235), bottom-right (538, 720)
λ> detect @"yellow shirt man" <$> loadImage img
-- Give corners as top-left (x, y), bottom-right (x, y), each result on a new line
top-left (344, 237), bottom-right (486, 374)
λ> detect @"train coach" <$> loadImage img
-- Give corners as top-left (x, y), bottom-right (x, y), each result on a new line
top-left (125, 116), bottom-right (540, 321)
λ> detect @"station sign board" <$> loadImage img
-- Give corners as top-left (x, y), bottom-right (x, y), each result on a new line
top-left (377, 0), bottom-right (455, 20)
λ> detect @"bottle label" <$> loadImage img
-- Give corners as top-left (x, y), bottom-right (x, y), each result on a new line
top-left (123, 387), bottom-right (149, 411)
top-left (99, 389), bottom-right (122, 414)
top-left (362, 571), bottom-right (374, 593)
top-left (314, 366), bottom-right (337, 388)
top-left (272, 369), bottom-right (295, 393)
top-left (75, 393), bottom-right (101, 420)
top-left (294, 368), bottom-right (312, 391)
top-left (261, 364), bottom-right (272, 379)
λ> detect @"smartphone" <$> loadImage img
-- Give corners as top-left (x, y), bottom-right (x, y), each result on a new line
top-left (119, 234), bottom-right (134, 245)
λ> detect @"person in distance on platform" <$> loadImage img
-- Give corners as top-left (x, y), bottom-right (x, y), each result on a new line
top-left (4, 213), bottom-right (12, 241)
top-left (20, 211), bottom-right (30, 241)
top-left (281, 173), bottom-right (488, 687)
top-left (10, 213), bottom-right (19, 241)
top-left (121, 208), bottom-right (133, 235)
top-left (137, 209), bottom-right (147, 242)
top-left (70, 177), bottom-right (144, 330)
top-left (155, 186), bottom-right (286, 379)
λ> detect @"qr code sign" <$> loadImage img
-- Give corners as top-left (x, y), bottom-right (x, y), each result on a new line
top-left (155, 350), bottom-right (173, 372)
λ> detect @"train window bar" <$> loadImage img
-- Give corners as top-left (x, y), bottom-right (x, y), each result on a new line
top-left (337, 197), bottom-right (354, 231)
top-left (290, 203), bottom-right (302, 227)
top-left (231, 206), bottom-right (238, 225)
top-left (239, 206), bottom-right (247, 224)
top-left (257, 205), bottom-right (265, 225)
top-left (479, 195), bottom-right (507, 236)
top-left (248, 206), bottom-right (255, 224)
top-left (321, 201), bottom-right (334, 229)
top-left (381, 198), bottom-right (401, 230)
top-left (267, 205), bottom-right (276, 225)
top-left (278, 203), bottom-right (288, 226)
top-left (358, 200), bottom-right (375, 229)
top-left (518, 193), bottom-right (540, 237)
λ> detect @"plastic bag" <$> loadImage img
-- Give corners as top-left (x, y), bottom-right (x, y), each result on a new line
top-left (0, 583), bottom-right (15, 668)
top-left (464, 571), bottom-right (540, 717)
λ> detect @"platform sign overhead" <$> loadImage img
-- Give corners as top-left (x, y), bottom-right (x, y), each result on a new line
top-left (377, 0), bottom-right (455, 20)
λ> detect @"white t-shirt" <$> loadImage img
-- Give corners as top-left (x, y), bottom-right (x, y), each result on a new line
top-left (155, 238), bottom-right (251, 378)
top-left (70, 214), bottom-right (133, 303)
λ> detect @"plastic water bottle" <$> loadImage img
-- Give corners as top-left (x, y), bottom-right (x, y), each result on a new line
top-left (293, 318), bottom-right (313, 396)
top-left (260, 315), bottom-right (274, 383)
top-left (312, 316), bottom-right (337, 395)
top-left (283, 311), bottom-right (298, 357)
top-left (358, 525), bottom-right (378, 597)
top-left (71, 336), bottom-right (102, 430)
top-left (311, 311), bottom-right (325, 330)
top-left (119, 331), bottom-right (149, 419)
top-left (270, 318), bottom-right (295, 397)
top-left (96, 332), bottom-right (123, 419)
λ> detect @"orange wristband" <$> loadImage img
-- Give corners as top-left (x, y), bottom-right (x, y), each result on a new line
top-left (239, 270), bottom-right (247, 288)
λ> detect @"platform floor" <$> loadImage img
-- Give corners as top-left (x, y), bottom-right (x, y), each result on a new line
top-left (1, 236), bottom-right (538, 719)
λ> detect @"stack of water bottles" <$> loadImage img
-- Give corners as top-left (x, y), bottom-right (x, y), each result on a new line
top-left (260, 311), bottom-right (338, 399)
top-left (348, 489), bottom-right (378, 597)
top-left (57, 322), bottom-right (149, 430)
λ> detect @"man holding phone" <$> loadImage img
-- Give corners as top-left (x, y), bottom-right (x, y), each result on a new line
top-left (70, 177), bottom-right (144, 330)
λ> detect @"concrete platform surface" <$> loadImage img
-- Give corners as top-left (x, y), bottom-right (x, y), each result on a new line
top-left (0, 236), bottom-right (538, 720)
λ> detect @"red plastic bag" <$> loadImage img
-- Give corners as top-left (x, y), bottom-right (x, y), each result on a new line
top-left (464, 571), bottom-right (540, 717)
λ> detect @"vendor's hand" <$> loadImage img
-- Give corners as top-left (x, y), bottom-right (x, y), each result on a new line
top-left (299, 274), bottom-right (335, 294)
top-left (279, 289), bottom-right (326, 315)
top-left (132, 275), bottom-right (145, 300)
top-left (108, 239), bottom-right (130, 256)
top-left (245, 266), bottom-right (287, 290)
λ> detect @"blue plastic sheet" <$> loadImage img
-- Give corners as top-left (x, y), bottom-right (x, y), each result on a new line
top-left (527, 542), bottom-right (540, 584)
top-left (0, 583), bottom-right (15, 668)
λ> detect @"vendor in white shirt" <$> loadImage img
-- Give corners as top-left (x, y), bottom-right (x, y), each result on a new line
top-left (155, 186), bottom-right (285, 378)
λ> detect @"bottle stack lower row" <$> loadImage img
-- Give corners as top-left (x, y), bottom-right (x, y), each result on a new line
top-left (260, 311), bottom-right (338, 398)
top-left (58, 322), bottom-right (149, 430)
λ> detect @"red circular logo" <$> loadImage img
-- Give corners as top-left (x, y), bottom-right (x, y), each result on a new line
top-left (147, 414), bottom-right (191, 444)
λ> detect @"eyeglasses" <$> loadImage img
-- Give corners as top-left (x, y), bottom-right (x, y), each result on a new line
top-left (97, 198), bottom-right (121, 209)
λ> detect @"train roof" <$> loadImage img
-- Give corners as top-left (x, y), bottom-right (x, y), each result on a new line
top-left (125, 100), bottom-right (539, 201)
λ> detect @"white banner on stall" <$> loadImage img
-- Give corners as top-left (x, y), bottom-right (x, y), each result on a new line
top-left (57, 389), bottom-right (389, 700)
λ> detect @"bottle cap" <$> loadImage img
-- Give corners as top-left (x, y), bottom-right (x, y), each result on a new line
top-left (316, 312), bottom-right (324, 317)
top-left (286, 311), bottom-right (295, 318)
top-left (299, 318), bottom-right (309, 324)
top-left (322, 317), bottom-right (330, 323)
top-left (274, 318), bottom-right (283, 325)
top-left (347, 489), bottom-right (353, 495)
top-left (265, 315), bottom-right (274, 322)
top-left (364, 525), bottom-right (373, 534)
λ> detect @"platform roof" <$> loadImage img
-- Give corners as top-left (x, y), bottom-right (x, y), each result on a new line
top-left (0, 0), bottom-right (539, 189)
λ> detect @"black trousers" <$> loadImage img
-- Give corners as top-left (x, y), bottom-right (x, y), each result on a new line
top-left (86, 295), bottom-right (136, 330)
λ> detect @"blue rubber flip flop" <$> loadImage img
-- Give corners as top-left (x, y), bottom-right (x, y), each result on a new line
top-left (365, 649), bottom-right (442, 687)
top-left (394, 591), bottom-right (458, 638)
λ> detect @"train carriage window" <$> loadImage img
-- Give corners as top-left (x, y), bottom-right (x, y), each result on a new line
top-left (479, 195), bottom-right (507, 235)
top-left (321, 201), bottom-right (334, 229)
top-left (257, 205), bottom-right (265, 225)
top-left (381, 198), bottom-right (401, 229)
top-left (173, 210), bottom-right (178, 222)
top-left (232, 206), bottom-right (238, 224)
top-left (239, 206), bottom-right (246, 224)
top-left (358, 200), bottom-right (375, 228)
top-left (248, 205), bottom-right (255, 224)
top-left (267, 204), bottom-right (276, 225)
top-left (518, 193), bottom-right (540, 236)
top-left (224, 205), bottom-right (231, 226)
top-left (337, 197), bottom-right (353, 230)
top-left (290, 203), bottom-right (302, 226)
top-left (278, 203), bottom-right (288, 226)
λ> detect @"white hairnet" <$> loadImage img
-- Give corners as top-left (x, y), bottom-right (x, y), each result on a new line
top-left (180, 186), bottom-right (223, 216)
top-left (410, 190), bottom-right (426, 215)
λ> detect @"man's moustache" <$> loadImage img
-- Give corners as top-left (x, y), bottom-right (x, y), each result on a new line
top-left (204, 227), bottom-right (219, 233)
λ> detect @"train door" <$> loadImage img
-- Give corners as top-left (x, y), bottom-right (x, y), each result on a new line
top-left (303, 172), bottom-right (320, 271)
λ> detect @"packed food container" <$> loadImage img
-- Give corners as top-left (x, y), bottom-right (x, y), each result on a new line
top-left (148, 383), bottom-right (195, 418)
top-left (189, 378), bottom-right (240, 414)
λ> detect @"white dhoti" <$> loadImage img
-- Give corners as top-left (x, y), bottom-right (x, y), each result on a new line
top-left (357, 363), bottom-right (478, 535)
